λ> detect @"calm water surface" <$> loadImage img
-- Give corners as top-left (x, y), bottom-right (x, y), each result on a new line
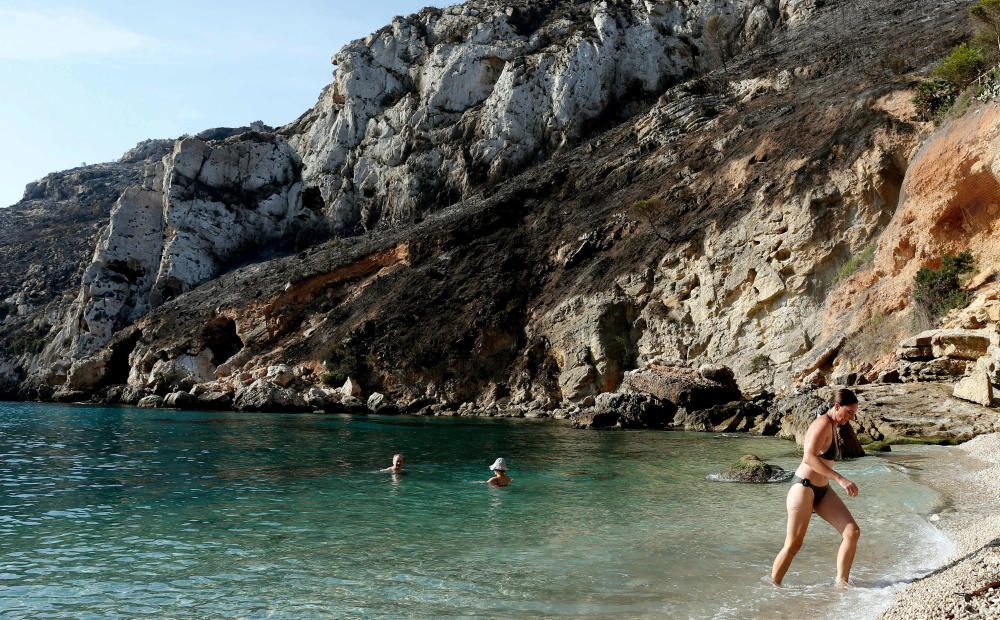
top-left (0, 402), bottom-right (950, 618)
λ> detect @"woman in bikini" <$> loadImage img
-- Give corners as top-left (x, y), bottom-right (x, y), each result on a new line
top-left (771, 388), bottom-right (861, 588)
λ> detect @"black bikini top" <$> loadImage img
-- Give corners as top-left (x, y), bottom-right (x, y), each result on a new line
top-left (819, 414), bottom-right (841, 461)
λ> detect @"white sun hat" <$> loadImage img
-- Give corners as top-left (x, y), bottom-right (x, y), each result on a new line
top-left (489, 457), bottom-right (508, 471)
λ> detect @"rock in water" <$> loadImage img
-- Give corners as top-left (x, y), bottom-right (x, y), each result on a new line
top-left (572, 392), bottom-right (677, 429)
top-left (718, 454), bottom-right (788, 483)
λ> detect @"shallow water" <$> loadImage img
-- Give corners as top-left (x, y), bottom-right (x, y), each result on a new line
top-left (0, 402), bottom-right (950, 618)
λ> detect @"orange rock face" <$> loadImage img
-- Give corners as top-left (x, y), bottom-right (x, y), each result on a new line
top-left (822, 103), bottom-right (1000, 374)
top-left (882, 104), bottom-right (1000, 279)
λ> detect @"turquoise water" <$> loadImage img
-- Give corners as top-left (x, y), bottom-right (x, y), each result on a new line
top-left (0, 402), bottom-right (949, 619)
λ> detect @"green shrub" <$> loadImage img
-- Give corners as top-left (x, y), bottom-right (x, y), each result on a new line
top-left (323, 344), bottom-right (360, 387)
top-left (833, 244), bottom-right (876, 284)
top-left (913, 80), bottom-right (957, 122)
top-left (971, 0), bottom-right (1000, 61)
top-left (913, 250), bottom-right (975, 320)
top-left (750, 353), bottom-right (771, 374)
top-left (629, 197), bottom-right (669, 241)
top-left (932, 43), bottom-right (988, 88)
top-left (3, 335), bottom-right (46, 356)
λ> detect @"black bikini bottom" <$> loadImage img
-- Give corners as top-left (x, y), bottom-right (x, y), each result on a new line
top-left (792, 475), bottom-right (829, 506)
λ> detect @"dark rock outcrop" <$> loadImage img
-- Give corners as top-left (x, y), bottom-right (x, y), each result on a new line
top-left (573, 392), bottom-right (676, 430)
top-left (623, 366), bottom-right (741, 411)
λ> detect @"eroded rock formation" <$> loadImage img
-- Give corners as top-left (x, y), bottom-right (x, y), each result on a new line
top-left (287, 0), bottom-right (804, 232)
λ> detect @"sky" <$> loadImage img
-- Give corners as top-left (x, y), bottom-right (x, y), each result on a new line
top-left (0, 0), bottom-right (446, 208)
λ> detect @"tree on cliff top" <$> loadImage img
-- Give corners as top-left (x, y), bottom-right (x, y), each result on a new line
top-left (932, 43), bottom-right (987, 88)
top-left (971, 0), bottom-right (1000, 59)
top-left (705, 14), bottom-right (732, 73)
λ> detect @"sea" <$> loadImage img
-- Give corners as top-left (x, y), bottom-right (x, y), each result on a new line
top-left (0, 402), bottom-right (952, 619)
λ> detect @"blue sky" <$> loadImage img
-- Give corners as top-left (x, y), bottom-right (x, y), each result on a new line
top-left (0, 1), bottom-right (446, 208)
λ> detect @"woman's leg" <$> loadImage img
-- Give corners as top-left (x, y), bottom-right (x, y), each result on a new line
top-left (815, 489), bottom-right (861, 586)
top-left (771, 484), bottom-right (814, 585)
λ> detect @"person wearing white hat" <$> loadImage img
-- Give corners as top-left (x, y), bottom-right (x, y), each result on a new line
top-left (486, 458), bottom-right (512, 487)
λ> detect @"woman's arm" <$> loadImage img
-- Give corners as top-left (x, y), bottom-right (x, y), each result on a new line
top-left (802, 418), bottom-right (859, 496)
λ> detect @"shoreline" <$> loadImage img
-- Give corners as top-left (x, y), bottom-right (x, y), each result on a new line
top-left (879, 433), bottom-right (1000, 618)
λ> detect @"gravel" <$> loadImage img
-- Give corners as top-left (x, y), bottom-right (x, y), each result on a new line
top-left (880, 433), bottom-right (1000, 619)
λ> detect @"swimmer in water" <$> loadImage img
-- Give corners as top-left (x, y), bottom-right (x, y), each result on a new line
top-left (486, 458), bottom-right (511, 487)
top-left (380, 453), bottom-right (404, 474)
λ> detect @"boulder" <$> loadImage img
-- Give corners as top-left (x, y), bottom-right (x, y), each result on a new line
top-left (803, 368), bottom-right (827, 387)
top-left (976, 354), bottom-right (1000, 384)
top-left (147, 351), bottom-right (216, 393)
top-left (303, 387), bottom-right (344, 411)
top-left (674, 401), bottom-right (769, 433)
top-left (573, 392), bottom-right (676, 429)
top-left (401, 397), bottom-right (436, 415)
top-left (558, 364), bottom-right (597, 401)
top-left (64, 351), bottom-right (112, 391)
top-left (849, 383), bottom-right (997, 442)
top-left (367, 392), bottom-right (399, 415)
top-left (698, 364), bottom-right (738, 389)
top-left (266, 365), bottom-right (296, 387)
top-left (877, 369), bottom-right (900, 383)
top-left (831, 372), bottom-right (858, 386)
top-left (897, 331), bottom-right (935, 361)
top-left (898, 358), bottom-right (970, 382)
top-left (340, 377), bottom-right (362, 399)
top-left (121, 386), bottom-right (146, 405)
top-left (719, 454), bottom-right (789, 483)
top-left (953, 371), bottom-right (993, 407)
top-left (233, 379), bottom-right (308, 412)
top-left (137, 395), bottom-right (163, 409)
top-left (623, 365), bottom-right (741, 410)
top-left (163, 391), bottom-right (196, 408)
top-left (192, 390), bottom-right (232, 410)
top-left (930, 329), bottom-right (992, 361)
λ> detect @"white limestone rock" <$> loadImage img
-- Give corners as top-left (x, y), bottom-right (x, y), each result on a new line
top-left (290, 0), bottom-right (799, 233)
top-left (341, 376), bottom-right (362, 398)
top-left (266, 365), bottom-right (296, 387)
top-left (59, 131), bottom-right (321, 359)
top-left (954, 371), bottom-right (994, 407)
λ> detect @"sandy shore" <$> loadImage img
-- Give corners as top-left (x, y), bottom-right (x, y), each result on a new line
top-left (879, 433), bottom-right (1000, 619)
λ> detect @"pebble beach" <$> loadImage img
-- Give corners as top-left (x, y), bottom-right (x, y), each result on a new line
top-left (880, 433), bottom-right (1000, 619)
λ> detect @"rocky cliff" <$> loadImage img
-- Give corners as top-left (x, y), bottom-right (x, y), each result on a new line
top-left (286, 0), bottom-right (802, 233)
top-left (1, 0), bottom-right (990, 421)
